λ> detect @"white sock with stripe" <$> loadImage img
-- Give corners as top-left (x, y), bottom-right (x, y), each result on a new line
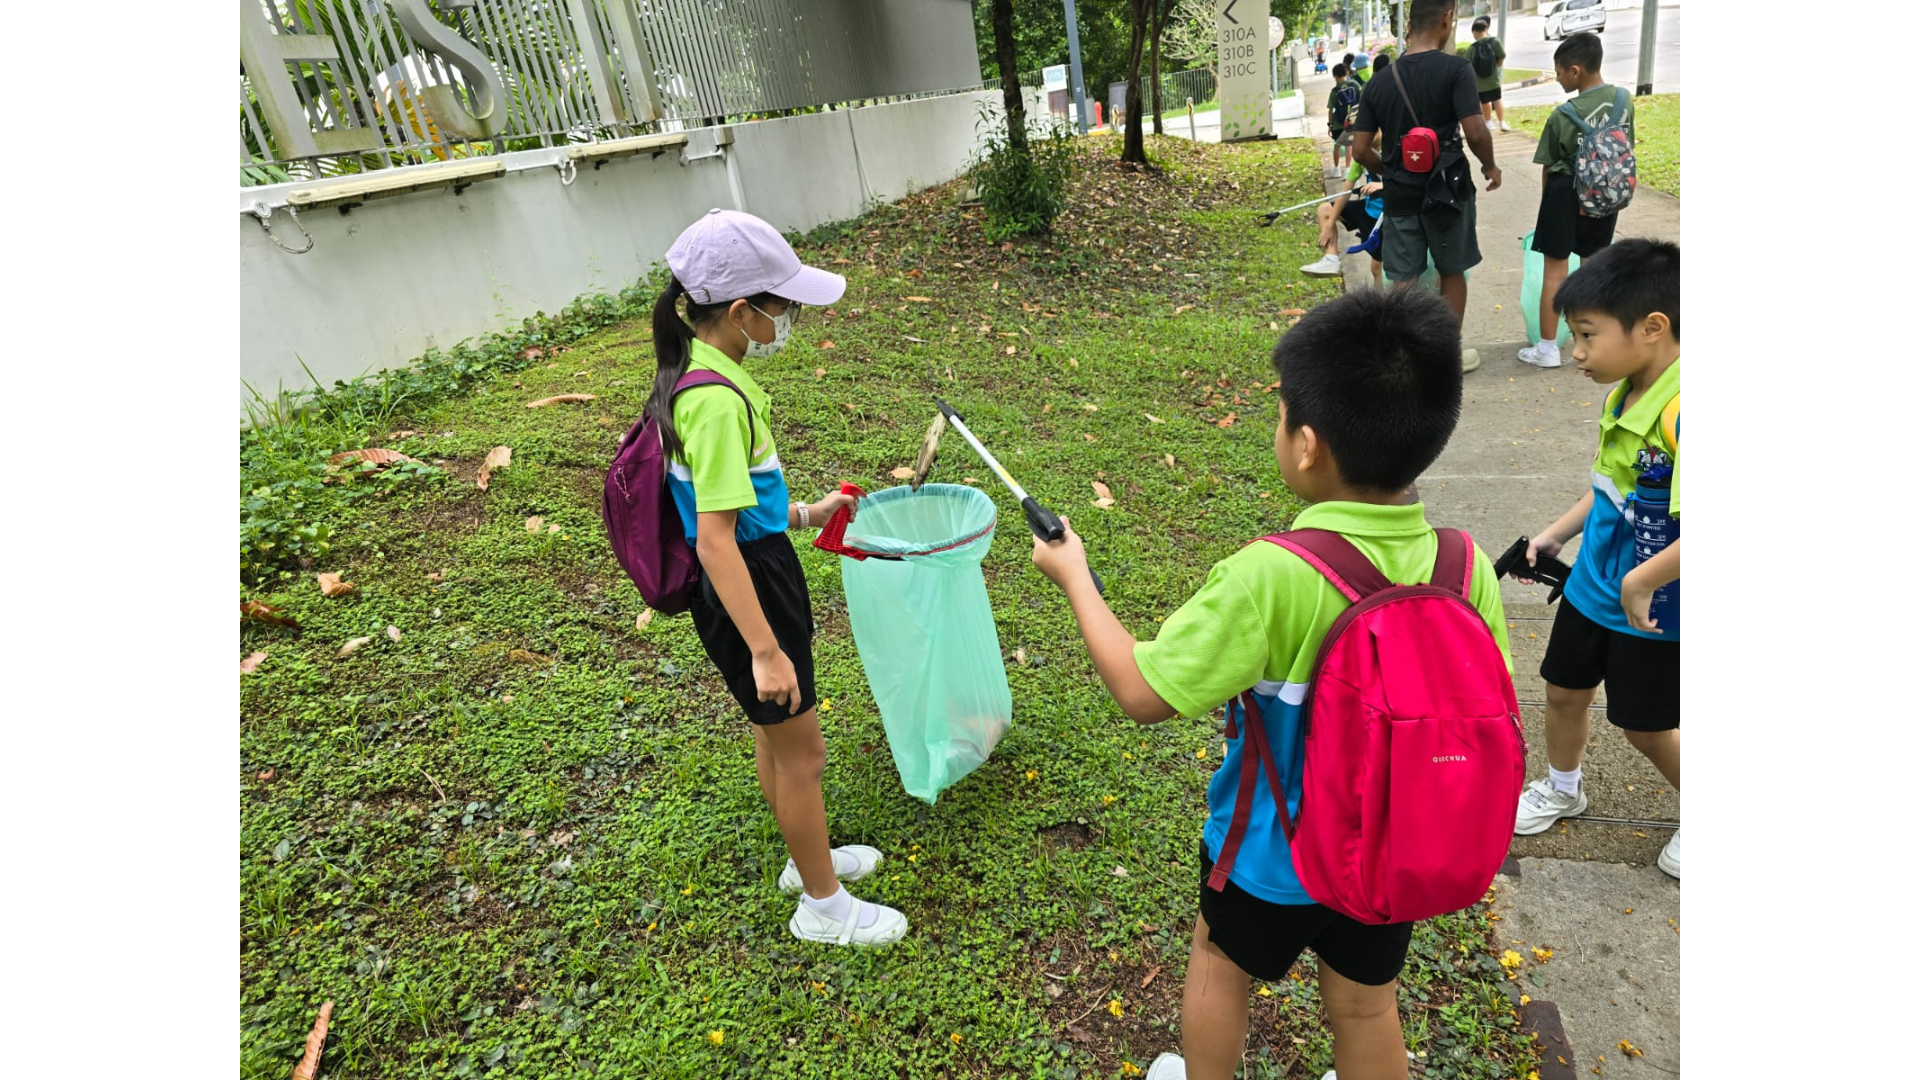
top-left (1549, 765), bottom-right (1582, 795)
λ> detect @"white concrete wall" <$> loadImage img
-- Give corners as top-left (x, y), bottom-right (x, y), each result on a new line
top-left (240, 91), bottom-right (1005, 404)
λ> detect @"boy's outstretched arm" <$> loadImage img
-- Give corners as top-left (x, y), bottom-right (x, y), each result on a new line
top-left (1031, 520), bottom-right (1176, 725)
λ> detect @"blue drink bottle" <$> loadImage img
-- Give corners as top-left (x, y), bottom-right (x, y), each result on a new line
top-left (1626, 465), bottom-right (1679, 636)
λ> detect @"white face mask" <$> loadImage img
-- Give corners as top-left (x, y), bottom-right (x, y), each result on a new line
top-left (740, 302), bottom-right (793, 359)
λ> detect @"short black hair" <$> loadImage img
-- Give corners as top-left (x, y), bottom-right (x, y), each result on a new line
top-left (1333, 63), bottom-right (1349, 78)
top-left (1554, 31), bottom-right (1604, 73)
top-left (1409, 0), bottom-right (1453, 31)
top-left (1472, 15), bottom-right (1491, 33)
top-left (1374, 52), bottom-right (1392, 71)
top-left (1274, 289), bottom-right (1463, 492)
top-left (1552, 239), bottom-right (1680, 343)
top-left (1343, 52), bottom-right (1355, 67)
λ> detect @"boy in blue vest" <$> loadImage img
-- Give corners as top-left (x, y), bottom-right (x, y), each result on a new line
top-left (1514, 239), bottom-right (1680, 878)
top-left (1032, 288), bottom-right (1511, 1080)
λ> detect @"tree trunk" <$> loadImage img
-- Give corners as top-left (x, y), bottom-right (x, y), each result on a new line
top-left (1150, 0), bottom-right (1170, 135)
top-left (1121, 0), bottom-right (1149, 164)
top-left (992, 0), bottom-right (1027, 151)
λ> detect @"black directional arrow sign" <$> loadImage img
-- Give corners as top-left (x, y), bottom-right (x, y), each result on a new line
top-left (1222, 0), bottom-right (1239, 25)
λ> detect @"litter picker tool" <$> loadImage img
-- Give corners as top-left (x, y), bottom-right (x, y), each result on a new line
top-left (927, 398), bottom-right (1104, 595)
top-left (1256, 186), bottom-right (1357, 227)
top-left (1491, 537), bottom-right (1571, 603)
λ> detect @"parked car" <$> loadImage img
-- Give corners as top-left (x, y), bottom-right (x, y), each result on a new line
top-left (1544, 0), bottom-right (1607, 41)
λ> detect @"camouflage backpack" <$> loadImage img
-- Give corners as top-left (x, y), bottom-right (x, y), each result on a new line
top-left (1558, 86), bottom-right (1637, 217)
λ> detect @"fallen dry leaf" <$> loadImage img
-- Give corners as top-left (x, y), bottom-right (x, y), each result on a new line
top-left (1092, 481), bottom-right (1114, 501)
top-left (904, 296), bottom-right (933, 303)
top-left (240, 651), bottom-right (267, 674)
top-left (1174, 304), bottom-right (1194, 315)
top-left (890, 466), bottom-right (915, 480)
top-left (316, 572), bottom-right (355, 598)
top-left (1617, 1040), bottom-right (1643, 1059)
top-left (636, 610), bottom-right (654, 632)
top-left (338, 636), bottom-right (372, 658)
top-left (814, 367), bottom-right (826, 377)
top-left (386, 625), bottom-right (402, 643)
top-left (292, 1001), bottom-right (334, 1080)
top-left (525, 394), bottom-right (597, 408)
top-left (817, 341), bottom-right (835, 350)
top-left (520, 346), bottom-right (545, 361)
top-left (525, 516), bottom-right (545, 532)
top-left (1216, 412), bottom-right (1238, 429)
top-left (1281, 308), bottom-right (1307, 317)
top-left (548, 523), bottom-right (562, 535)
top-left (1082, 433), bottom-right (1097, 442)
top-left (1144, 413), bottom-right (1164, 423)
top-left (427, 571), bottom-right (444, 583)
top-left (1042, 403), bottom-right (1053, 414)
top-left (329, 447), bottom-right (420, 467)
top-left (388, 429), bottom-right (418, 440)
top-left (509, 649), bottom-right (556, 665)
top-left (1163, 454), bottom-right (1176, 468)
top-left (1014, 648), bottom-right (1027, 666)
top-left (1005, 346), bottom-right (1017, 355)
top-left (1111, 865), bottom-right (1129, 877)
top-left (256, 768), bottom-right (274, 781)
top-left (241, 600), bottom-right (299, 629)
top-left (1082, 403), bottom-right (1098, 412)
top-left (476, 445), bottom-right (512, 490)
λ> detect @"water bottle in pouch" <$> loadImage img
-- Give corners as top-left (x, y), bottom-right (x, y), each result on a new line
top-left (1626, 465), bottom-right (1678, 635)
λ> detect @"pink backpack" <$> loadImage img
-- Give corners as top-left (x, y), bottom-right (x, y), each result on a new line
top-left (1208, 528), bottom-right (1526, 925)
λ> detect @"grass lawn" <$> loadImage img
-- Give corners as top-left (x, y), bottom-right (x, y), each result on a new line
top-left (240, 135), bottom-right (1543, 1080)
top-left (1507, 92), bottom-right (1679, 197)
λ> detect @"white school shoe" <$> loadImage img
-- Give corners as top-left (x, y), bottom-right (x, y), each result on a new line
top-left (778, 844), bottom-right (883, 893)
top-left (1461, 347), bottom-right (1481, 373)
top-left (1500, 120), bottom-right (1514, 132)
top-left (1657, 830), bottom-right (1680, 879)
top-left (1300, 253), bottom-right (1343, 276)
top-left (1515, 777), bottom-right (1588, 835)
top-left (1145, 1054), bottom-right (1187, 1080)
top-left (788, 890), bottom-right (909, 947)
top-left (1517, 343), bottom-right (1563, 368)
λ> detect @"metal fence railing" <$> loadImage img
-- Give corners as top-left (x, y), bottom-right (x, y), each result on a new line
top-left (240, 0), bottom-right (983, 187)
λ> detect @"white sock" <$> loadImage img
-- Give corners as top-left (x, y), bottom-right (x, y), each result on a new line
top-left (802, 885), bottom-right (878, 928)
top-left (1549, 765), bottom-right (1582, 794)
top-left (1535, 339), bottom-right (1560, 358)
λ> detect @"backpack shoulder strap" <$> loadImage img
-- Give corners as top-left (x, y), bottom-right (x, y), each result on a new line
top-left (1659, 393), bottom-right (1680, 454)
top-left (670, 369), bottom-right (756, 452)
top-left (1612, 85), bottom-right (1631, 122)
top-left (1430, 528), bottom-right (1473, 599)
top-left (1557, 98), bottom-right (1594, 137)
top-left (1262, 529), bottom-right (1393, 601)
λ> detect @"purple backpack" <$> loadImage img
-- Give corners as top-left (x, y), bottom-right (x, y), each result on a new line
top-left (603, 369), bottom-right (753, 614)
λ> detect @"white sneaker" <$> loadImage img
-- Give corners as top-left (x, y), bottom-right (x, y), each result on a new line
top-left (1517, 343), bottom-right (1563, 368)
top-left (788, 888), bottom-right (909, 946)
top-left (777, 845), bottom-right (883, 893)
top-left (1461, 347), bottom-right (1481, 373)
top-left (1515, 778), bottom-right (1588, 835)
top-left (1657, 830), bottom-right (1680, 879)
top-left (1500, 120), bottom-right (1514, 132)
top-left (1300, 253), bottom-right (1342, 276)
top-left (1146, 1054), bottom-right (1187, 1080)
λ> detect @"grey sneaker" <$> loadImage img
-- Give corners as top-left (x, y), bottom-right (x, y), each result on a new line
top-left (1657, 829), bottom-right (1680, 879)
top-left (1461, 347), bottom-right (1481, 373)
top-left (1517, 343), bottom-right (1563, 368)
top-left (1515, 777), bottom-right (1588, 835)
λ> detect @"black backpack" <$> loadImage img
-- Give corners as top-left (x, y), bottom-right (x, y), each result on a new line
top-left (1470, 38), bottom-right (1498, 79)
top-left (1336, 81), bottom-right (1363, 128)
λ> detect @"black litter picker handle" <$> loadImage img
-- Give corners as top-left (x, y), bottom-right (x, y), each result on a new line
top-left (1492, 536), bottom-right (1570, 604)
top-left (1023, 497), bottom-right (1105, 595)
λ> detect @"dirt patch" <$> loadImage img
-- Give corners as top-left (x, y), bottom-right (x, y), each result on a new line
top-left (1039, 821), bottom-right (1095, 854)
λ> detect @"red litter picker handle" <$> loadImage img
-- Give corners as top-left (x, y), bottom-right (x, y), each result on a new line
top-left (811, 482), bottom-right (869, 559)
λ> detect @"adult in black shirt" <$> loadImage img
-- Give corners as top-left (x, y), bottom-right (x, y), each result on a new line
top-left (1347, 0), bottom-right (1502, 324)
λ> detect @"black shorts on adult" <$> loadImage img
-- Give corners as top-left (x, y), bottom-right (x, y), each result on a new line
top-left (1478, 87), bottom-right (1503, 104)
top-left (1531, 172), bottom-right (1618, 261)
top-left (1539, 599), bottom-right (1680, 733)
top-left (690, 533), bottom-right (816, 725)
top-left (1338, 200), bottom-right (1379, 239)
top-left (1196, 843), bottom-right (1412, 985)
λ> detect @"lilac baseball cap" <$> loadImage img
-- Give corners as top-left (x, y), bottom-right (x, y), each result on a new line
top-left (666, 208), bottom-right (846, 307)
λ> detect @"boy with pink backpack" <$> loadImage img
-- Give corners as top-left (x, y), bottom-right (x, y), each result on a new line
top-left (1031, 288), bottom-right (1523, 1080)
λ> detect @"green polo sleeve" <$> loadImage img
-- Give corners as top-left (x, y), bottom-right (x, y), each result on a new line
top-left (1133, 558), bottom-right (1271, 720)
top-left (674, 387), bottom-right (757, 514)
top-left (1467, 545), bottom-right (1514, 673)
top-left (1534, 110), bottom-right (1572, 169)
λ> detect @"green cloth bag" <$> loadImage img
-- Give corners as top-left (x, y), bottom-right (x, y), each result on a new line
top-left (1521, 230), bottom-right (1578, 348)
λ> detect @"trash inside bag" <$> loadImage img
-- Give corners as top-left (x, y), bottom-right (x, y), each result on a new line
top-left (822, 484), bottom-right (1011, 804)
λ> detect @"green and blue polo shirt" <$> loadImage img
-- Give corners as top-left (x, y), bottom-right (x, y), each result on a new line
top-left (1563, 358), bottom-right (1680, 641)
top-left (666, 339), bottom-right (790, 545)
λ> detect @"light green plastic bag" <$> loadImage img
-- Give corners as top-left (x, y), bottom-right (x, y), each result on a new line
top-left (1521, 230), bottom-right (1578, 348)
top-left (836, 484), bottom-right (1011, 804)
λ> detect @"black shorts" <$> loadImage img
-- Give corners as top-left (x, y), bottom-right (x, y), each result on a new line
top-left (1478, 87), bottom-right (1503, 104)
top-left (1196, 843), bottom-right (1412, 985)
top-left (1539, 600), bottom-right (1680, 733)
top-left (690, 533), bottom-right (817, 725)
top-left (1531, 173), bottom-right (1618, 261)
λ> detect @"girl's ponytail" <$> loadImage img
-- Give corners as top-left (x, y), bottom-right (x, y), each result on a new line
top-left (648, 277), bottom-right (694, 462)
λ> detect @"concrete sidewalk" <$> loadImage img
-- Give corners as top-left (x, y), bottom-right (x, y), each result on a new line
top-left (1301, 109), bottom-right (1684, 1075)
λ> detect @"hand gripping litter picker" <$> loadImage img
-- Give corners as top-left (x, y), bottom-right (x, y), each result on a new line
top-left (932, 398), bottom-right (1104, 595)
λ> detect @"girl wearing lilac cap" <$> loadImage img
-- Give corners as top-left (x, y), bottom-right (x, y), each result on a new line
top-left (651, 209), bottom-right (907, 946)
